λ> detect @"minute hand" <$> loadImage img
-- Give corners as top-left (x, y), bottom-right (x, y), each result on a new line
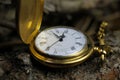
top-left (45, 40), bottom-right (59, 51)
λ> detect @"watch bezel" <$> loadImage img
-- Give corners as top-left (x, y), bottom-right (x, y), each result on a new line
top-left (34, 27), bottom-right (89, 58)
top-left (29, 26), bottom-right (94, 68)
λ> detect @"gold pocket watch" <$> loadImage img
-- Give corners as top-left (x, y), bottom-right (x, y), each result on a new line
top-left (18, 0), bottom-right (112, 68)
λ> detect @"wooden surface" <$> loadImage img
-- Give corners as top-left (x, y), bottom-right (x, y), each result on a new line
top-left (0, 0), bottom-right (120, 80)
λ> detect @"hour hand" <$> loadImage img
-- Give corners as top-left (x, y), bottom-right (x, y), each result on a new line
top-left (51, 32), bottom-right (60, 39)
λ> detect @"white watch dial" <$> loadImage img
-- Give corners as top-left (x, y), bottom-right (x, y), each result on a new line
top-left (35, 27), bottom-right (87, 57)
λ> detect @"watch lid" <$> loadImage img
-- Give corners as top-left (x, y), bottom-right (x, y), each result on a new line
top-left (18, 0), bottom-right (44, 44)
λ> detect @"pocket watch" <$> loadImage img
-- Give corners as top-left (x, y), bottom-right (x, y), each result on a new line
top-left (18, 0), bottom-right (112, 68)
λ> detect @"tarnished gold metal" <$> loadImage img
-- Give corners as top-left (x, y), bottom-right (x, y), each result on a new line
top-left (18, 0), bottom-right (112, 68)
top-left (19, 0), bottom-right (44, 44)
top-left (94, 22), bottom-right (113, 61)
top-left (30, 34), bottom-right (94, 67)
top-left (18, 0), bottom-right (95, 68)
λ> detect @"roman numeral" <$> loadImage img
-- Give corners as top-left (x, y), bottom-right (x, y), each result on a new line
top-left (72, 33), bottom-right (76, 35)
top-left (64, 29), bottom-right (68, 33)
top-left (40, 39), bottom-right (47, 46)
top-left (76, 42), bottom-right (82, 46)
top-left (71, 46), bottom-right (75, 50)
top-left (54, 49), bottom-right (57, 54)
top-left (56, 30), bottom-right (59, 33)
top-left (75, 37), bottom-right (81, 39)
top-left (40, 42), bottom-right (46, 46)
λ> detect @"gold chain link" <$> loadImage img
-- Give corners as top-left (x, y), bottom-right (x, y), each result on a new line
top-left (94, 21), bottom-right (113, 61)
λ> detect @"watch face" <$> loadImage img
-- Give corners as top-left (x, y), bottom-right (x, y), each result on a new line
top-left (35, 27), bottom-right (87, 57)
